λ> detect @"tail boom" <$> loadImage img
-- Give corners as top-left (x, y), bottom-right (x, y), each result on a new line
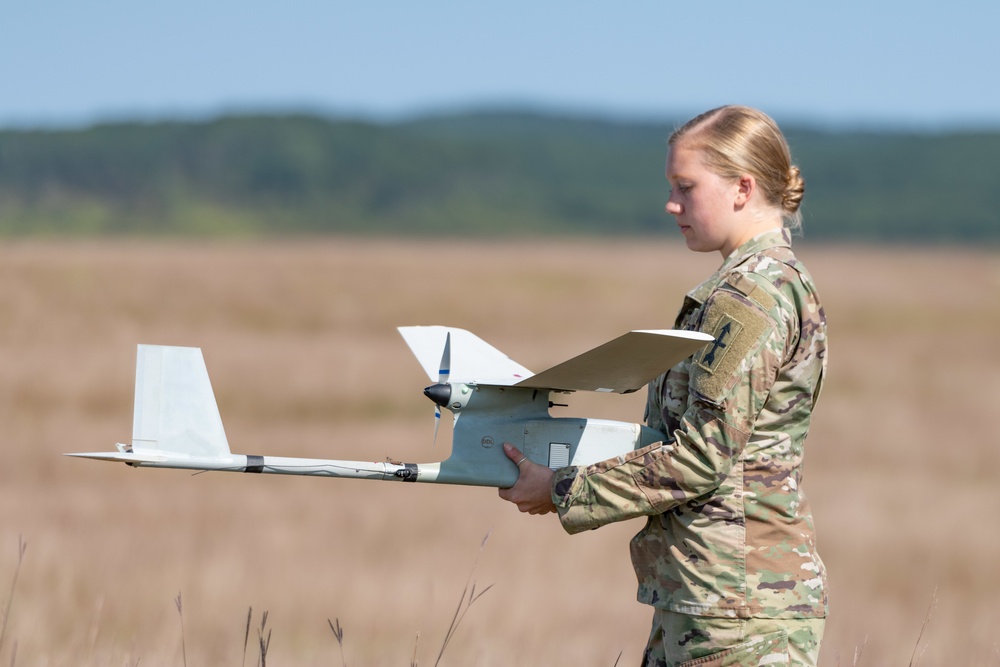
top-left (66, 449), bottom-right (441, 482)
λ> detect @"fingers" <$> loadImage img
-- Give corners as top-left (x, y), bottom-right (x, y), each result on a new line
top-left (497, 442), bottom-right (557, 515)
top-left (503, 441), bottom-right (527, 467)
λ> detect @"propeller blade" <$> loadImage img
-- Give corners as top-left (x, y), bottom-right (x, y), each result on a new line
top-left (438, 332), bottom-right (451, 383)
top-left (433, 405), bottom-right (441, 445)
top-left (433, 332), bottom-right (451, 445)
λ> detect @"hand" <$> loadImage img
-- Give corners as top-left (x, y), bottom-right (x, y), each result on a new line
top-left (497, 443), bottom-right (557, 515)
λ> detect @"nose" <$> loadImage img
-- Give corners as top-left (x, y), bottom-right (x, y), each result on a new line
top-left (665, 200), bottom-right (682, 215)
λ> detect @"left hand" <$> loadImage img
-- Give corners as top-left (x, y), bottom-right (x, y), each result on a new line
top-left (497, 442), bottom-right (557, 515)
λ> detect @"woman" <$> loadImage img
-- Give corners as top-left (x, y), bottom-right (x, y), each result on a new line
top-left (499, 105), bottom-right (828, 667)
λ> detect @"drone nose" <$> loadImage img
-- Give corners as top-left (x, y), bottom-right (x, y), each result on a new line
top-left (423, 383), bottom-right (451, 407)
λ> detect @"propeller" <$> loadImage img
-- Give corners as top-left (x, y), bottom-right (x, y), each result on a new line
top-left (427, 331), bottom-right (451, 445)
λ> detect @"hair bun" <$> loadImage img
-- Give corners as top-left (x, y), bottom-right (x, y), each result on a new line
top-left (782, 165), bottom-right (805, 214)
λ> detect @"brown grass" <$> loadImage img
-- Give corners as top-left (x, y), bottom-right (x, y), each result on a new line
top-left (0, 238), bottom-right (998, 666)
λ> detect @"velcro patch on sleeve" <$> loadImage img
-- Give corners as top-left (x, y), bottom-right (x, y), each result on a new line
top-left (693, 291), bottom-right (772, 403)
top-left (725, 273), bottom-right (777, 312)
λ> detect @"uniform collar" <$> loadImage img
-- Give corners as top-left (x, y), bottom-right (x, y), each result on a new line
top-left (686, 228), bottom-right (791, 305)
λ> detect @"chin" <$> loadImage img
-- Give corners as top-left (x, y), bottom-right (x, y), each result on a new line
top-left (684, 237), bottom-right (712, 254)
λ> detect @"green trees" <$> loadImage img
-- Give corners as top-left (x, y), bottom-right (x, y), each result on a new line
top-left (0, 112), bottom-right (996, 241)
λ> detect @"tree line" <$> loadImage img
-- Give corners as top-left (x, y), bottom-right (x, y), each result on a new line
top-left (0, 112), bottom-right (997, 242)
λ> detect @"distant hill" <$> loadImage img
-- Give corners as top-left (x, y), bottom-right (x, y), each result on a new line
top-left (1, 112), bottom-right (997, 242)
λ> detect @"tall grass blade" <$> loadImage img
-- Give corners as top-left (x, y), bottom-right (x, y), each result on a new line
top-left (243, 606), bottom-right (253, 667)
top-left (432, 530), bottom-right (493, 667)
top-left (0, 537), bottom-right (26, 661)
top-left (257, 610), bottom-right (270, 667)
top-left (327, 617), bottom-right (346, 667)
top-left (175, 593), bottom-right (187, 667)
top-left (852, 634), bottom-right (868, 666)
top-left (908, 589), bottom-right (937, 667)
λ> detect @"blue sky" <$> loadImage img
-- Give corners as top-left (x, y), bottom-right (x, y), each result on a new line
top-left (3, 0), bottom-right (999, 130)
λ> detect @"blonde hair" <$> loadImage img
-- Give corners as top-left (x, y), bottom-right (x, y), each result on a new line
top-left (669, 106), bottom-right (805, 230)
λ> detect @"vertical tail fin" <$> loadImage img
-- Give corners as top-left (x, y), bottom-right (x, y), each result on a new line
top-left (131, 345), bottom-right (231, 458)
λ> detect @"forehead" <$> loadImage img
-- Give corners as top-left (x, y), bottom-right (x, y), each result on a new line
top-left (665, 145), bottom-right (708, 180)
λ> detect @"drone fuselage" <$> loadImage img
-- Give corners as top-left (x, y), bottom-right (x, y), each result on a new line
top-left (428, 383), bottom-right (664, 487)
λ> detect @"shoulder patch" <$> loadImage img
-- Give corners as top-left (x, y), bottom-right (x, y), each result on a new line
top-left (697, 314), bottom-right (744, 375)
top-left (693, 291), bottom-right (772, 403)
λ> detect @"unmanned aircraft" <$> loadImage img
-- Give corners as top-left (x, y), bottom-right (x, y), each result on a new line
top-left (67, 326), bottom-right (712, 488)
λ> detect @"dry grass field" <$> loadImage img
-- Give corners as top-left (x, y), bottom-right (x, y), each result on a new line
top-left (0, 238), bottom-right (998, 666)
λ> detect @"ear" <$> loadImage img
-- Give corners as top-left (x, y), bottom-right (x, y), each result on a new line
top-left (734, 175), bottom-right (754, 207)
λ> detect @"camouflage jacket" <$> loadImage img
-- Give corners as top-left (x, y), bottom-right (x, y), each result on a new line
top-left (551, 229), bottom-right (828, 618)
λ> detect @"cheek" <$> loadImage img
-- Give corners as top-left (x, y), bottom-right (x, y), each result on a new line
top-left (692, 192), bottom-right (727, 222)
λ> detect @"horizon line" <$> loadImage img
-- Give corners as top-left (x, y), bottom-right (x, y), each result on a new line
top-left (2, 100), bottom-right (999, 134)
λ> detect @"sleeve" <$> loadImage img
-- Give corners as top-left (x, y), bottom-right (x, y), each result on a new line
top-left (552, 274), bottom-right (786, 534)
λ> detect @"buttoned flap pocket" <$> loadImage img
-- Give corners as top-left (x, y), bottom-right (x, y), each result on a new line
top-left (627, 442), bottom-right (694, 515)
top-left (581, 441), bottom-right (666, 477)
top-left (677, 629), bottom-right (788, 666)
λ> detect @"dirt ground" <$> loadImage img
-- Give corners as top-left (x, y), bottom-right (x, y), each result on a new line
top-left (0, 238), bottom-right (998, 666)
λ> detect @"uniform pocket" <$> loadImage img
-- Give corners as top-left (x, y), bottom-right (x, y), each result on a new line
top-left (582, 441), bottom-right (665, 477)
top-left (677, 629), bottom-right (788, 667)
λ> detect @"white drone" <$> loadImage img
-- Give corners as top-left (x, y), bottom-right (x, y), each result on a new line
top-left (68, 327), bottom-right (712, 488)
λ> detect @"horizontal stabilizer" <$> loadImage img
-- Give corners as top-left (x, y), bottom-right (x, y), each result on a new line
top-left (398, 326), bottom-right (533, 386)
top-left (65, 449), bottom-right (170, 464)
top-left (515, 329), bottom-right (713, 393)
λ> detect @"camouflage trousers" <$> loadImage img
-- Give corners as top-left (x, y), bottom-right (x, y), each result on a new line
top-left (641, 610), bottom-right (824, 667)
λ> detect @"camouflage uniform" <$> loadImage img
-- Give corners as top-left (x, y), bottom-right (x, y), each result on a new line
top-left (551, 229), bottom-right (828, 665)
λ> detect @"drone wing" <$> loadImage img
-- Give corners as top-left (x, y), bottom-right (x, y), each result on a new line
top-left (400, 326), bottom-right (712, 394)
top-left (515, 329), bottom-right (714, 394)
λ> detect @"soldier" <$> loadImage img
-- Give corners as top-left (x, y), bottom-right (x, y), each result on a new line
top-left (499, 105), bottom-right (828, 667)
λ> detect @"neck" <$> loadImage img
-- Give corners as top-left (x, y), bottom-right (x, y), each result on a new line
top-left (720, 218), bottom-right (783, 259)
